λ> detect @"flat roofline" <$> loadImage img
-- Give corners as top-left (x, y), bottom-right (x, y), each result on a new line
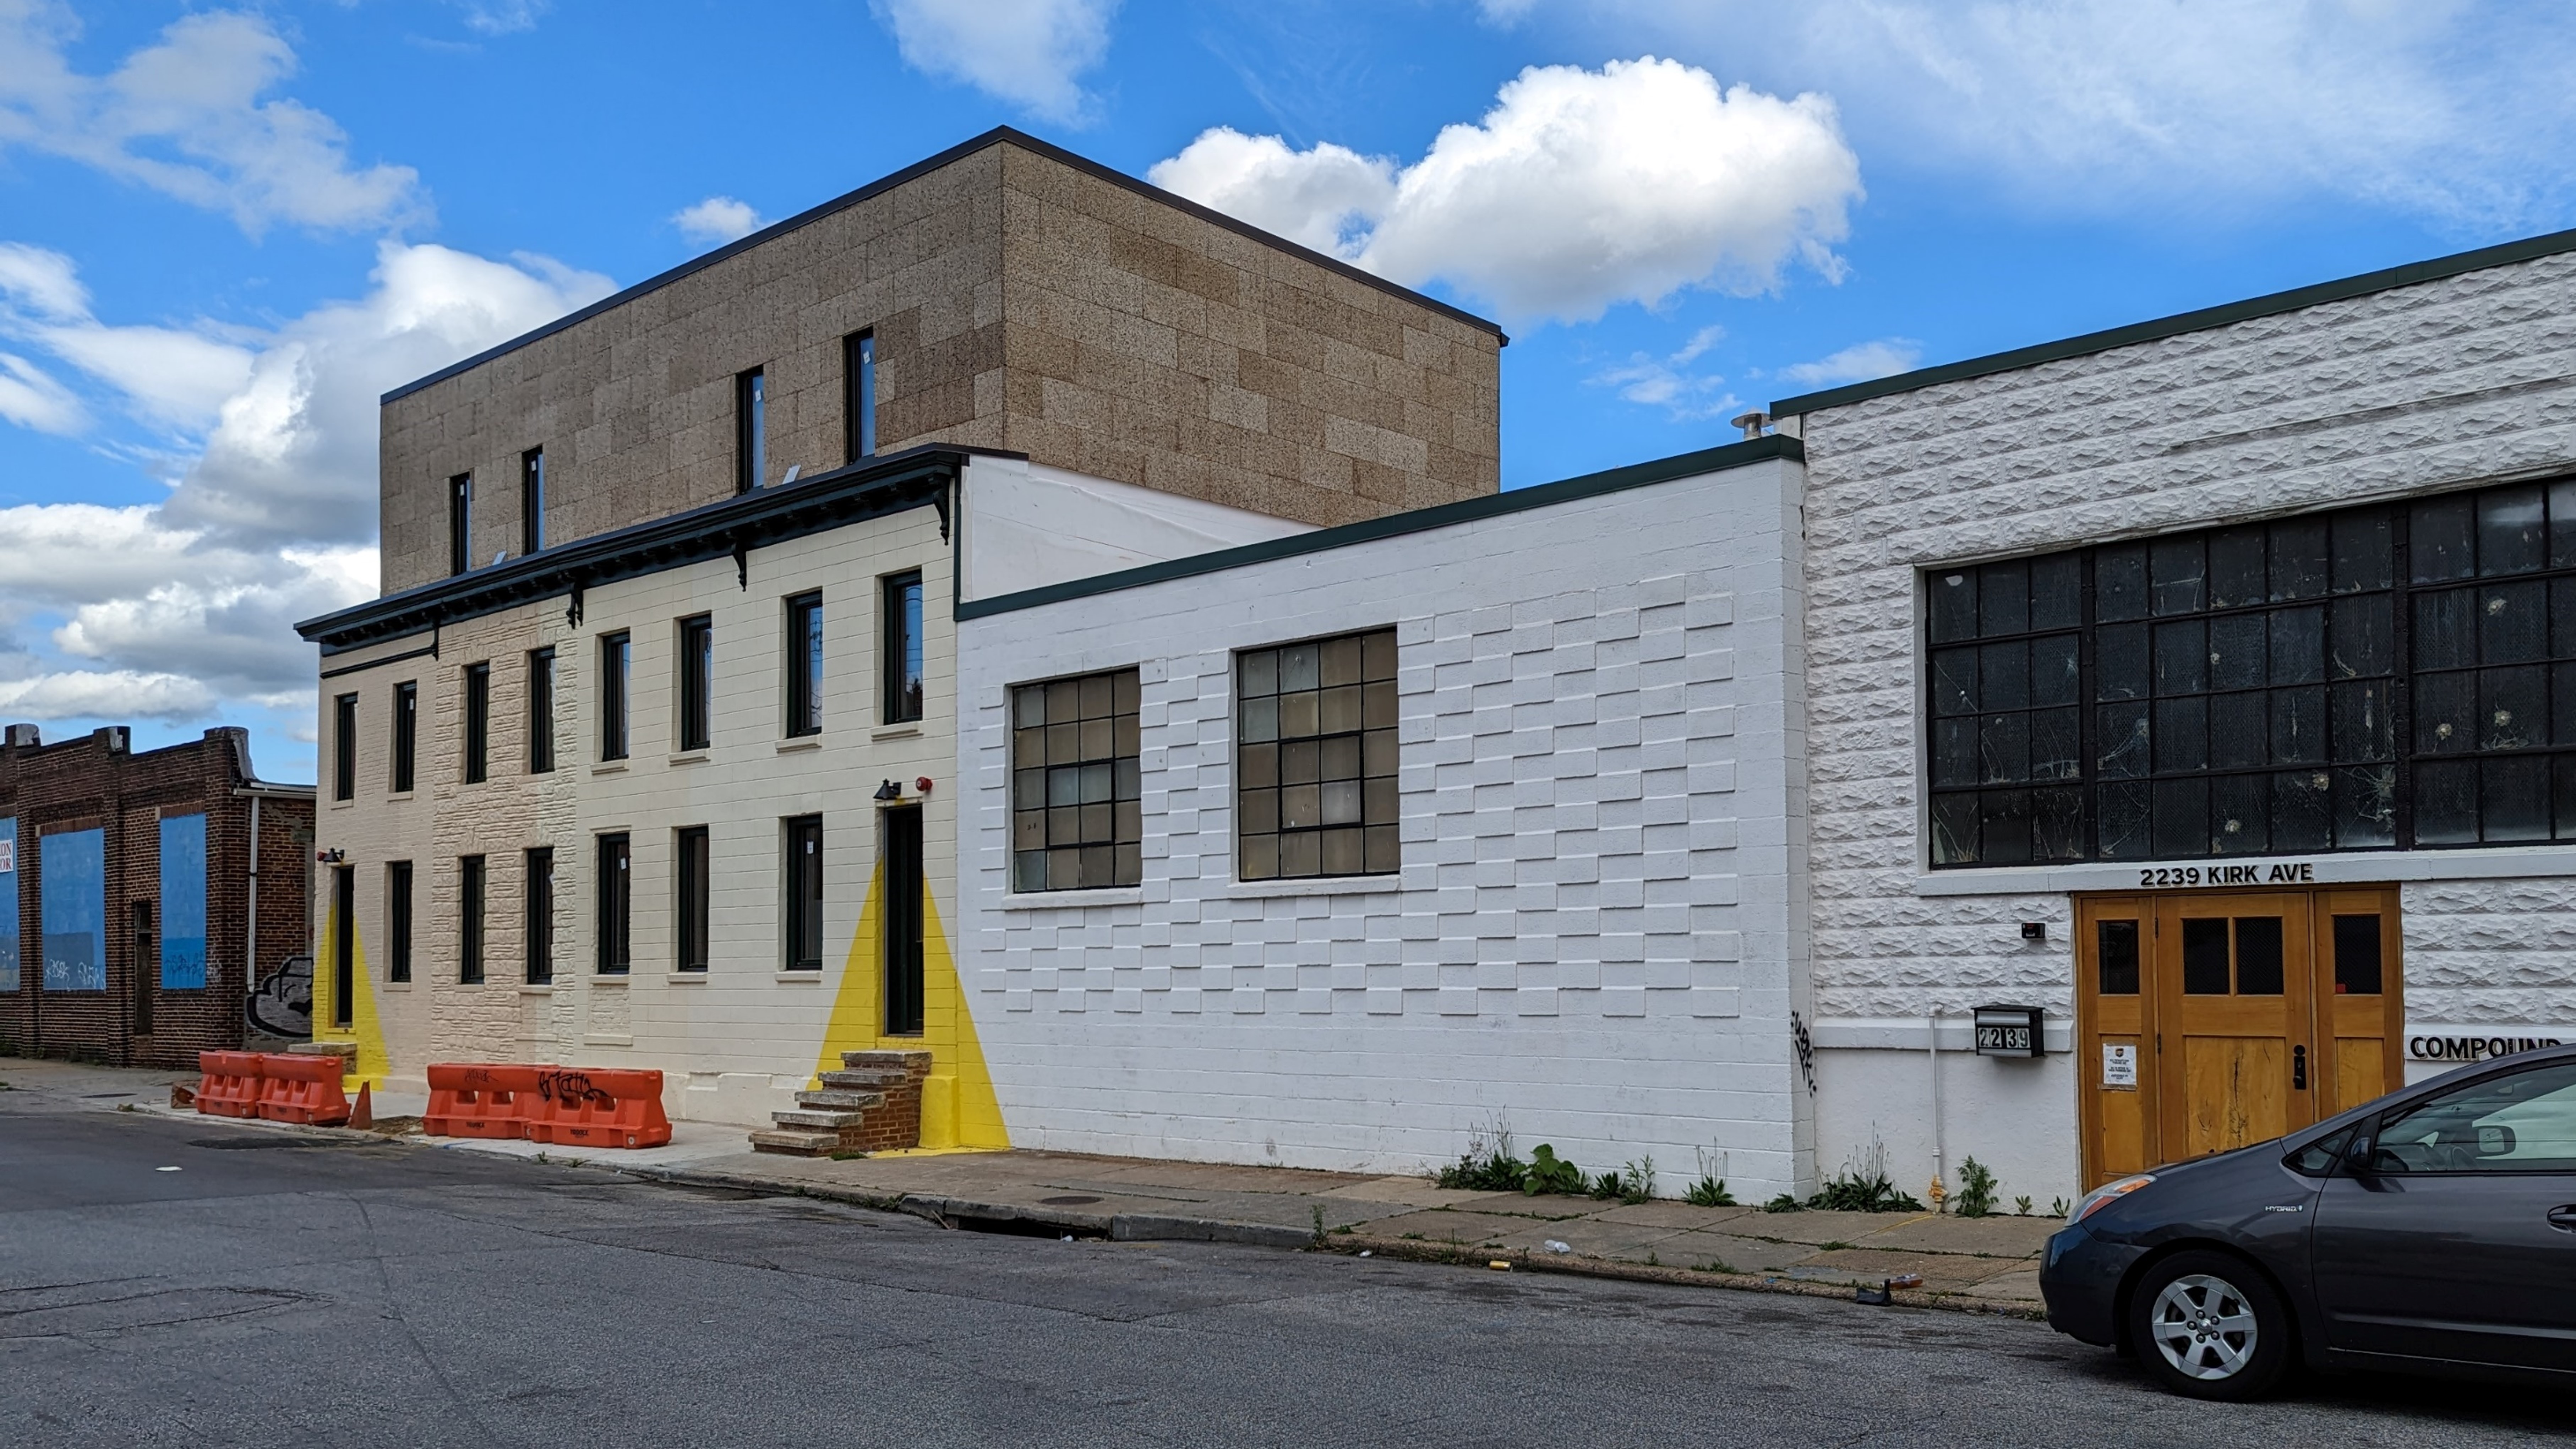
top-left (383, 127), bottom-right (1505, 407)
top-left (954, 434), bottom-right (1802, 621)
top-left (1770, 224), bottom-right (2576, 417)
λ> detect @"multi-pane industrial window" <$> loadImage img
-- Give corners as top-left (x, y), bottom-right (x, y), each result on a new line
top-left (595, 833), bottom-right (631, 975)
top-left (458, 855), bottom-right (486, 985)
top-left (1237, 628), bottom-right (1399, 879)
top-left (386, 861), bottom-right (413, 984)
top-left (448, 472), bottom-right (471, 576)
top-left (599, 632), bottom-right (631, 761)
top-left (392, 680), bottom-right (419, 793)
top-left (332, 692), bottom-right (357, 801)
top-left (520, 448), bottom-right (545, 553)
top-left (678, 614), bottom-right (713, 752)
top-left (785, 593), bottom-right (823, 737)
top-left (676, 826), bottom-right (710, 973)
top-left (845, 331), bottom-right (876, 462)
top-left (883, 571), bottom-right (923, 724)
top-left (463, 662), bottom-right (490, 783)
top-left (524, 846), bottom-right (553, 985)
top-left (784, 816), bottom-right (824, 971)
top-left (528, 647), bottom-right (556, 773)
top-left (736, 367), bottom-right (766, 494)
top-left (1928, 478), bottom-right (2576, 867)
top-left (1010, 669), bottom-right (1141, 892)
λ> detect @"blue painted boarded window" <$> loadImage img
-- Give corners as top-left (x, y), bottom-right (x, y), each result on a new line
top-left (0, 817), bottom-right (18, 993)
top-left (160, 814), bottom-right (207, 990)
top-left (41, 827), bottom-right (105, 992)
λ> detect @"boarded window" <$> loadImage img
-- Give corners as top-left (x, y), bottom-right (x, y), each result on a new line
top-left (40, 827), bottom-right (105, 991)
top-left (158, 814), bottom-right (207, 990)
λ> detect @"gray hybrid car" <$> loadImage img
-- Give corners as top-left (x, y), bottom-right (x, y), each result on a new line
top-left (2040, 1044), bottom-right (2576, 1399)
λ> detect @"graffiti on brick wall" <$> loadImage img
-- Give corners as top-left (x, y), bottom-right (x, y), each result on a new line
top-left (248, 954), bottom-right (312, 1039)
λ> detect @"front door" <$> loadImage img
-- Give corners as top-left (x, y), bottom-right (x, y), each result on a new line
top-left (882, 806), bottom-right (924, 1037)
top-left (2076, 887), bottom-right (2403, 1187)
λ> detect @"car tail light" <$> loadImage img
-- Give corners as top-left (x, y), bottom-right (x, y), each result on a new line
top-left (2072, 1173), bottom-right (2156, 1223)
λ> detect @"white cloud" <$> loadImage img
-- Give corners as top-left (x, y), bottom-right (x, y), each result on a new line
top-left (452, 0), bottom-right (549, 36)
top-left (1592, 323), bottom-right (1740, 419)
top-left (872, 0), bottom-right (1118, 124)
top-left (1581, 0), bottom-right (2576, 227)
top-left (0, 243), bottom-right (611, 733)
top-left (0, 3), bottom-right (425, 235)
top-left (0, 353), bottom-right (84, 434)
top-left (1151, 57), bottom-right (1862, 323)
top-left (1774, 337), bottom-right (1922, 389)
top-left (673, 196), bottom-right (764, 246)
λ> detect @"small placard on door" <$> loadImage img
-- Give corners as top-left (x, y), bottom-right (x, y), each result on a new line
top-left (2102, 1043), bottom-right (2139, 1090)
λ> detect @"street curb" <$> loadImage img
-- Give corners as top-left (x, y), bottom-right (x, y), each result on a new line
top-left (622, 1167), bottom-right (1318, 1249)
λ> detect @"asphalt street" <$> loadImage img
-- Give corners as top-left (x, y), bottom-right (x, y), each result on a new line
top-left (3, 1093), bottom-right (2570, 1448)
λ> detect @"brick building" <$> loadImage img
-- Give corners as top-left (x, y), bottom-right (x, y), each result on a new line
top-left (0, 724), bottom-right (315, 1069)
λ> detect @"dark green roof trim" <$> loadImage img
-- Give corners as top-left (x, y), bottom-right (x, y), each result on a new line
top-left (955, 434), bottom-right (1803, 621)
top-left (297, 446), bottom-right (1001, 654)
top-left (383, 128), bottom-right (1503, 407)
top-left (1770, 224), bottom-right (2576, 417)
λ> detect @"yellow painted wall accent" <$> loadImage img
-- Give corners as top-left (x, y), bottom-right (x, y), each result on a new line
top-left (310, 895), bottom-right (392, 1093)
top-left (814, 854), bottom-right (1008, 1150)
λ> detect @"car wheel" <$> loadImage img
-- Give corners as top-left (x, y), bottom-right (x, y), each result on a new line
top-left (2128, 1251), bottom-right (2292, 1401)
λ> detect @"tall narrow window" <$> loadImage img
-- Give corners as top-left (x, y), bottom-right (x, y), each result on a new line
top-left (735, 367), bottom-right (766, 493)
top-left (784, 816), bottom-right (823, 971)
top-left (599, 632), bottom-right (630, 761)
top-left (528, 646), bottom-right (556, 773)
top-left (157, 814), bottom-right (206, 991)
top-left (844, 331), bottom-right (876, 462)
top-left (386, 861), bottom-right (414, 984)
top-left (332, 692), bottom-right (358, 801)
top-left (463, 661), bottom-right (491, 783)
top-left (595, 833), bottom-right (631, 975)
top-left (459, 855), bottom-right (486, 984)
top-left (785, 592), bottom-right (823, 737)
top-left (524, 846), bottom-right (553, 985)
top-left (1237, 628), bottom-right (1401, 880)
top-left (520, 448), bottom-right (546, 554)
top-left (882, 570), bottom-right (923, 724)
top-left (331, 866), bottom-right (354, 1027)
top-left (676, 826), bottom-right (710, 973)
top-left (448, 473), bottom-right (472, 575)
top-left (678, 614), bottom-right (714, 752)
top-left (1010, 668), bottom-right (1142, 891)
top-left (392, 681), bottom-right (418, 793)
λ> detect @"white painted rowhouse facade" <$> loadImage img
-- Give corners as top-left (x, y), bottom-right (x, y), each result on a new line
top-left (962, 228), bottom-right (2576, 1209)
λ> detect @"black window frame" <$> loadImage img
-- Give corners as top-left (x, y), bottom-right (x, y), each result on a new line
top-left (882, 570), bottom-right (923, 725)
top-left (1009, 667), bottom-right (1142, 892)
top-left (1236, 627), bottom-right (1401, 880)
top-left (448, 472), bottom-right (472, 576)
top-left (392, 680), bottom-right (418, 794)
top-left (458, 854), bottom-right (486, 985)
top-left (784, 815), bottom-right (824, 972)
top-left (785, 592), bottom-right (823, 738)
top-left (735, 366), bottom-right (766, 494)
top-left (1926, 475), bottom-right (2576, 867)
top-left (528, 646), bottom-right (556, 774)
top-left (386, 860), bottom-right (413, 984)
top-left (331, 692), bottom-right (357, 801)
top-left (595, 832), bottom-right (631, 976)
top-left (462, 661), bottom-right (491, 783)
top-left (599, 631), bottom-right (631, 762)
top-left (844, 330), bottom-right (876, 463)
top-left (676, 826), bottom-right (711, 973)
top-left (677, 614), bottom-right (714, 752)
top-left (524, 846), bottom-right (553, 985)
top-left (520, 447), bottom-right (545, 554)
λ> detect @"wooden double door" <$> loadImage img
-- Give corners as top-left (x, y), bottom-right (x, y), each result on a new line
top-left (2076, 888), bottom-right (2404, 1189)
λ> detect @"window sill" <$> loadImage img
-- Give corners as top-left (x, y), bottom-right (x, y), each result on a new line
top-left (329, 797), bottom-right (356, 809)
top-left (518, 984), bottom-right (554, 996)
top-left (775, 969), bottom-right (824, 982)
top-left (1222, 874), bottom-right (1403, 900)
top-left (871, 723), bottom-right (923, 741)
top-left (666, 971), bottom-right (710, 983)
top-left (591, 762), bottom-right (629, 776)
top-left (1913, 844), bottom-right (2576, 897)
top-left (1000, 886), bottom-right (1144, 910)
top-left (583, 1034), bottom-right (633, 1047)
top-left (592, 974), bottom-right (631, 987)
top-left (387, 791), bottom-right (415, 803)
top-left (776, 737), bottom-right (823, 754)
top-left (383, 980), bottom-right (413, 992)
top-left (667, 751), bottom-right (708, 766)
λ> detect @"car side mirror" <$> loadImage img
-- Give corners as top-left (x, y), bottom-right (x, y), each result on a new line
top-left (2477, 1123), bottom-right (2517, 1157)
top-left (2342, 1134), bottom-right (2378, 1175)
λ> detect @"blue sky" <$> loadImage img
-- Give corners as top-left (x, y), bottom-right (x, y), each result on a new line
top-left (2, 0), bottom-right (2573, 782)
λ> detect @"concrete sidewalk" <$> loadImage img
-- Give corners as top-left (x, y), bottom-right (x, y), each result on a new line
top-left (2, 1056), bottom-right (2057, 1315)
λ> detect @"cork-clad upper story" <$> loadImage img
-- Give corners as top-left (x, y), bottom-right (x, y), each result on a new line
top-left (378, 129), bottom-right (1505, 596)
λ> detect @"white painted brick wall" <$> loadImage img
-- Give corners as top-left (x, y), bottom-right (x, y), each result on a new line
top-left (959, 456), bottom-right (1812, 1194)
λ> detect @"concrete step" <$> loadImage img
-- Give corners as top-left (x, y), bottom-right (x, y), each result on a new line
top-left (795, 1088), bottom-right (887, 1111)
top-left (818, 1069), bottom-right (910, 1091)
top-left (748, 1128), bottom-right (839, 1157)
top-left (771, 1108), bottom-right (869, 1129)
top-left (842, 1049), bottom-right (933, 1072)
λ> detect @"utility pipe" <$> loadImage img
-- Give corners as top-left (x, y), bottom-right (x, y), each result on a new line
top-left (243, 795), bottom-right (260, 999)
top-left (1928, 1010), bottom-right (1946, 1201)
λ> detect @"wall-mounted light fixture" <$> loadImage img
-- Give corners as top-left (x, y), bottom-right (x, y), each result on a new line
top-left (316, 848), bottom-right (346, 865)
top-left (873, 779), bottom-right (901, 802)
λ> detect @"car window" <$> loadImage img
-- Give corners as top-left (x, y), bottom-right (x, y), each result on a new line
top-left (2371, 1062), bottom-right (2576, 1173)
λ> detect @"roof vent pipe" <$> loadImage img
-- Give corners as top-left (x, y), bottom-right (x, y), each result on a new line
top-left (1730, 410), bottom-right (1771, 441)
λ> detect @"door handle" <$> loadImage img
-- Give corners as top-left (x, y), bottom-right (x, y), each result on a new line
top-left (2549, 1206), bottom-right (2576, 1232)
top-left (2292, 1044), bottom-right (2307, 1090)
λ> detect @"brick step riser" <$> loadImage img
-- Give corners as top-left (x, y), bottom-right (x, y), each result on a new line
top-left (748, 1129), bottom-right (838, 1157)
top-left (797, 1089), bottom-right (890, 1110)
top-left (841, 1050), bottom-right (934, 1072)
top-left (818, 1071), bottom-right (911, 1091)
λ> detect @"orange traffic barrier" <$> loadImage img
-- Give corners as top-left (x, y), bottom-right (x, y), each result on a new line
top-left (424, 1063), bottom-right (540, 1139)
top-left (522, 1067), bottom-right (671, 1149)
top-left (253, 1052), bottom-right (351, 1126)
top-left (195, 1051), bottom-right (265, 1118)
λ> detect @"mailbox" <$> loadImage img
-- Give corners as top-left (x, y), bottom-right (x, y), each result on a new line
top-left (1973, 1003), bottom-right (2045, 1057)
